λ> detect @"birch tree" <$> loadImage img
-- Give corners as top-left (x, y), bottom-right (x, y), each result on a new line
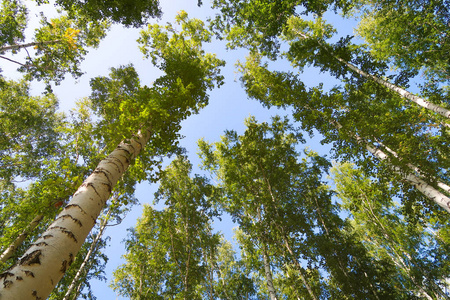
top-left (211, 0), bottom-right (449, 122)
top-left (112, 156), bottom-right (221, 299)
top-left (283, 16), bottom-right (450, 122)
top-left (239, 55), bottom-right (450, 214)
top-left (0, 95), bottom-right (110, 270)
top-left (351, 0), bottom-right (450, 84)
top-left (0, 12), bottom-right (224, 299)
top-left (0, 2), bottom-right (109, 88)
top-left (198, 116), bottom-right (396, 299)
top-left (331, 162), bottom-right (450, 299)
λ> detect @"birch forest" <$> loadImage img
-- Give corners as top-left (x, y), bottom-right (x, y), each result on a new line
top-left (0, 0), bottom-right (449, 299)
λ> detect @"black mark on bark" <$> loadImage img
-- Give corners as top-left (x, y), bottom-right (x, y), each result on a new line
top-left (94, 167), bottom-right (113, 184)
top-left (56, 214), bottom-right (82, 227)
top-left (87, 182), bottom-right (100, 197)
top-left (0, 272), bottom-right (14, 288)
top-left (19, 250), bottom-right (42, 266)
top-left (116, 152), bottom-right (130, 165)
top-left (49, 226), bottom-right (78, 243)
top-left (24, 270), bottom-right (34, 277)
top-left (3, 280), bottom-right (12, 288)
top-left (60, 260), bottom-right (68, 273)
top-left (107, 156), bottom-right (124, 172)
top-left (34, 242), bottom-right (48, 247)
top-left (65, 204), bottom-right (87, 215)
top-left (32, 289), bottom-right (42, 300)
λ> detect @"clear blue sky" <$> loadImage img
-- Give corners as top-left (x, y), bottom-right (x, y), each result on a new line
top-left (4, 1), bottom-right (357, 298)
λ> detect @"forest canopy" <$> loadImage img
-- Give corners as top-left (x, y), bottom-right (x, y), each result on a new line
top-left (0, 0), bottom-right (449, 299)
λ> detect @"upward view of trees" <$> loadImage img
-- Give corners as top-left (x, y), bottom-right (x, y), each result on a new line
top-left (0, 0), bottom-right (448, 299)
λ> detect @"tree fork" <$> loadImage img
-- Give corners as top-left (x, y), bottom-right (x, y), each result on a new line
top-left (0, 128), bottom-right (151, 300)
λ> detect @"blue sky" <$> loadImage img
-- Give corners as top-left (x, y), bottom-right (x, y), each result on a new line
top-left (3, 0), bottom-right (359, 298)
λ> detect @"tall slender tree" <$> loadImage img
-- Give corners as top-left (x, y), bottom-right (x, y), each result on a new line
top-left (331, 162), bottom-right (450, 299)
top-left (112, 156), bottom-right (221, 299)
top-left (0, 12), bottom-right (224, 299)
top-left (239, 54), bottom-right (450, 214)
top-left (199, 116), bottom-right (398, 298)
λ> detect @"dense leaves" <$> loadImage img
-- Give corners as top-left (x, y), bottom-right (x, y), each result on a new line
top-left (51, 0), bottom-right (161, 27)
top-left (112, 157), bottom-right (222, 299)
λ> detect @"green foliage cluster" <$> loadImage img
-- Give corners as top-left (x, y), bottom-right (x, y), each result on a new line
top-left (0, 0), bottom-right (27, 47)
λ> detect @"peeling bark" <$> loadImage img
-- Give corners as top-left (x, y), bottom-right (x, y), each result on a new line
top-left (0, 129), bottom-right (151, 300)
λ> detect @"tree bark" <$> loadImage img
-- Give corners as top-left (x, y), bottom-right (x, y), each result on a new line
top-left (0, 128), bottom-right (151, 300)
top-left (363, 138), bottom-right (450, 213)
top-left (61, 208), bottom-right (111, 300)
top-left (0, 40), bottom-right (62, 52)
top-left (374, 138), bottom-right (450, 194)
top-left (294, 30), bottom-right (450, 121)
top-left (261, 242), bottom-right (279, 300)
top-left (331, 119), bottom-right (450, 213)
top-left (335, 57), bottom-right (450, 120)
top-left (0, 215), bottom-right (44, 263)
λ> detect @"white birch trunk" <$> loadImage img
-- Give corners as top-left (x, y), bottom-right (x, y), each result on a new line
top-left (62, 208), bottom-right (110, 300)
top-left (337, 121), bottom-right (450, 213)
top-left (261, 243), bottom-right (279, 300)
top-left (0, 215), bottom-right (44, 263)
top-left (293, 30), bottom-right (450, 121)
top-left (335, 57), bottom-right (450, 120)
top-left (0, 128), bottom-right (151, 300)
top-left (374, 138), bottom-right (450, 194)
top-left (0, 40), bottom-right (62, 52)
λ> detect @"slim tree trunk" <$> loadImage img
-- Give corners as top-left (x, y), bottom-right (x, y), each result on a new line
top-left (374, 138), bottom-right (450, 194)
top-left (363, 138), bottom-right (450, 213)
top-left (279, 235), bottom-right (319, 300)
top-left (0, 215), bottom-right (44, 263)
top-left (0, 128), bottom-right (151, 300)
top-left (294, 30), bottom-right (450, 121)
top-left (61, 208), bottom-right (111, 300)
top-left (335, 57), bottom-right (450, 120)
top-left (330, 119), bottom-right (450, 213)
top-left (0, 40), bottom-right (62, 52)
top-left (261, 242), bottom-right (279, 300)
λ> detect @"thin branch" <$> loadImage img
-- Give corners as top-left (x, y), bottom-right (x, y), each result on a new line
top-left (0, 55), bottom-right (31, 68)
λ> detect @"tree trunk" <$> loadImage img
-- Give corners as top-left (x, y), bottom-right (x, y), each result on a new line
top-left (0, 128), bottom-right (151, 300)
top-left (331, 119), bottom-right (450, 213)
top-left (335, 57), bottom-right (450, 120)
top-left (256, 168), bottom-right (318, 300)
top-left (0, 215), bottom-right (44, 263)
top-left (294, 30), bottom-right (450, 121)
top-left (279, 236), bottom-right (319, 300)
top-left (374, 138), bottom-right (450, 194)
top-left (0, 40), bottom-right (62, 52)
top-left (261, 242), bottom-right (279, 300)
top-left (61, 208), bottom-right (111, 300)
top-left (363, 138), bottom-right (450, 213)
